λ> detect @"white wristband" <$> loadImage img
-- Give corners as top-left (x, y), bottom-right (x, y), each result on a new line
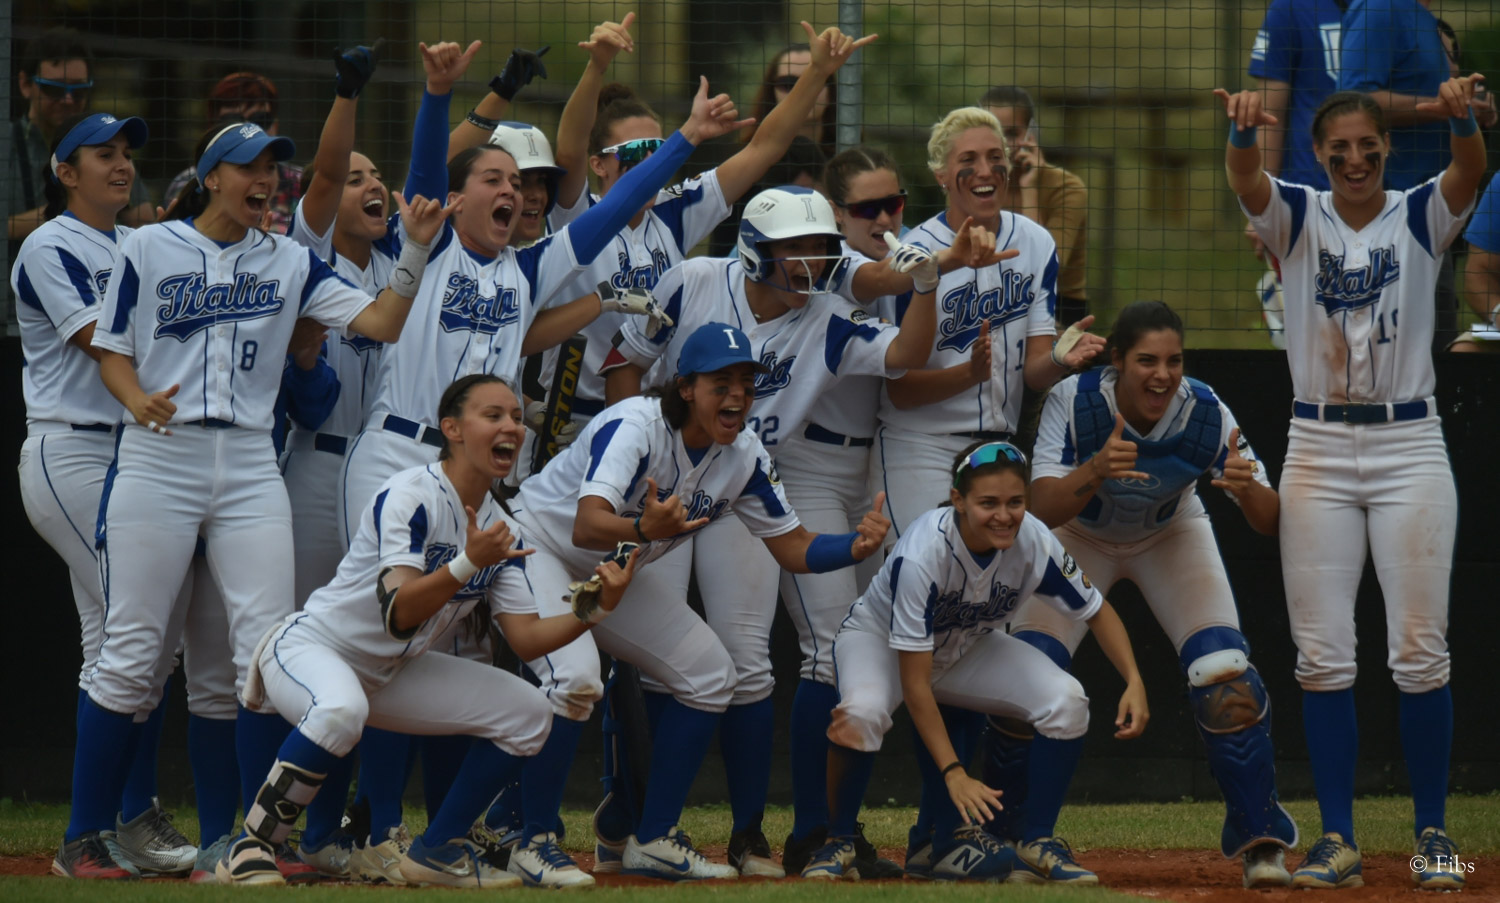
top-left (447, 551), bottom-right (479, 583)
top-left (583, 605), bottom-right (612, 625)
top-left (388, 235), bottom-right (433, 299)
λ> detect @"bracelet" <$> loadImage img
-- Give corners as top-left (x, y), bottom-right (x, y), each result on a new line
top-left (941, 761), bottom-right (964, 778)
top-left (448, 551), bottom-right (479, 583)
top-left (466, 109), bottom-right (500, 131)
top-left (1227, 121), bottom-right (1258, 149)
top-left (633, 515), bottom-right (650, 543)
top-left (1451, 108), bottom-right (1479, 138)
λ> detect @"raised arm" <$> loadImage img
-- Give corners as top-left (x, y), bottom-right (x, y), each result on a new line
top-left (447, 45), bottom-right (549, 160)
top-left (1214, 88), bottom-right (1278, 216)
top-left (1417, 74), bottom-right (1489, 216)
top-left (300, 43), bottom-right (379, 237)
top-left (407, 40), bottom-right (482, 203)
top-left (552, 14), bottom-right (637, 209)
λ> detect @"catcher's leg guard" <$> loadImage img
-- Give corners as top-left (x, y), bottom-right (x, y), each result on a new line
top-left (979, 630), bottom-right (1068, 843)
top-left (598, 660), bottom-right (651, 839)
top-left (1181, 627), bottom-right (1298, 857)
top-left (245, 759), bottom-right (326, 845)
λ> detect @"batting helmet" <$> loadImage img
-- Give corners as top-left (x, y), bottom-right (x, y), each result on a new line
top-left (736, 186), bottom-right (849, 291)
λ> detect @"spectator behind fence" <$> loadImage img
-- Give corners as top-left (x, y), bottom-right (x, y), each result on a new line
top-left (1456, 174), bottom-right (1500, 352)
top-left (980, 86), bottom-right (1088, 326)
top-left (164, 71), bottom-right (303, 232)
top-left (740, 42), bottom-right (837, 160)
top-left (1248, 0), bottom-right (1345, 193)
top-left (7, 28), bottom-right (153, 243)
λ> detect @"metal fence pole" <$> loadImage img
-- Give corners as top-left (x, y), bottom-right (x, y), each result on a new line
top-left (835, 0), bottom-right (862, 154)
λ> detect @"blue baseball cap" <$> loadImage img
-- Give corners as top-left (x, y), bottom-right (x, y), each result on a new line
top-left (675, 322), bottom-right (771, 377)
top-left (195, 121), bottom-right (295, 182)
top-left (50, 113), bottom-right (149, 181)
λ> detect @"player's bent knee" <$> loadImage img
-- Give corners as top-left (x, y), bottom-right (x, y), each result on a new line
top-left (304, 693), bottom-right (370, 756)
top-left (826, 693), bottom-right (891, 752)
top-left (490, 688), bottom-right (553, 758)
top-left (1032, 678), bottom-right (1090, 740)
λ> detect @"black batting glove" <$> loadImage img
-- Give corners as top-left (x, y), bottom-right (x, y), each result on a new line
top-left (334, 39), bottom-right (383, 99)
top-left (489, 45), bottom-right (550, 100)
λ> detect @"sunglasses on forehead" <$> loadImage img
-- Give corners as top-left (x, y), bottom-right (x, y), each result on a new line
top-left (600, 137), bottom-right (666, 168)
top-left (837, 191), bottom-right (906, 220)
top-left (32, 76), bottom-right (93, 101)
top-left (953, 442), bottom-right (1028, 487)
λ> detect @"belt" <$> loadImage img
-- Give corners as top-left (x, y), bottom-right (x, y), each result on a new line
top-left (804, 423), bottom-right (873, 448)
top-left (314, 433), bottom-right (349, 456)
top-left (186, 418), bottom-right (235, 429)
top-left (1292, 400), bottom-right (1431, 424)
top-left (382, 414), bottom-right (444, 449)
top-left (950, 430), bottom-right (1014, 441)
top-left (570, 397), bottom-right (605, 417)
top-left (71, 423), bottom-right (117, 434)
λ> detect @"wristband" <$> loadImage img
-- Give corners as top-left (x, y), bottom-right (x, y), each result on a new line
top-left (941, 761), bottom-right (964, 778)
top-left (805, 531), bottom-right (860, 573)
top-left (579, 604), bottom-right (612, 625)
top-left (633, 515), bottom-right (650, 543)
top-left (388, 232), bottom-right (434, 299)
top-left (1227, 121), bottom-right (1258, 149)
top-left (448, 551), bottom-right (479, 583)
top-left (1451, 108), bottom-right (1479, 137)
top-left (466, 109), bottom-right (500, 131)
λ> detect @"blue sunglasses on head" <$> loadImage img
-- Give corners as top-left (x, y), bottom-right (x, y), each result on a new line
top-left (953, 441), bottom-right (1028, 487)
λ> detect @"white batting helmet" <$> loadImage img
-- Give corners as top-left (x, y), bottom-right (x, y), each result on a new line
top-left (737, 186), bottom-right (849, 290)
top-left (488, 121), bottom-right (564, 213)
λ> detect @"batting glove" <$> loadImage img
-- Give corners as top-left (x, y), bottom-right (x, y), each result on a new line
top-left (598, 283), bottom-right (674, 340)
top-left (333, 40), bottom-right (382, 99)
top-left (568, 542), bottom-right (640, 623)
top-left (884, 233), bottom-right (940, 293)
top-left (523, 399), bottom-right (580, 447)
top-left (489, 45), bottom-right (550, 101)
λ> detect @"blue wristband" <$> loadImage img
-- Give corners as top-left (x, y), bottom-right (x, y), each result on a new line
top-left (1228, 121), bottom-right (1258, 149)
top-left (805, 531), bottom-right (860, 574)
top-left (1451, 108), bottom-right (1479, 137)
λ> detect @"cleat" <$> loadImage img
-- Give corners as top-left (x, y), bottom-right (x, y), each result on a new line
top-left (592, 792), bottom-right (631, 874)
top-left (215, 832), bottom-right (285, 885)
top-left (1291, 832), bottom-right (1363, 889)
top-left (905, 826), bottom-right (933, 879)
top-left (728, 820), bottom-right (784, 878)
top-left (1413, 827), bottom-right (1465, 891)
top-left (353, 824), bottom-right (411, 885)
top-left (276, 835), bottom-right (323, 883)
top-left (190, 834), bottom-right (230, 884)
top-left (507, 831), bottom-right (595, 888)
top-left (399, 834), bottom-right (522, 888)
top-left (467, 822), bottom-right (512, 871)
top-left (623, 827), bottom-right (738, 880)
top-left (114, 799), bottom-right (196, 876)
top-left (298, 830), bottom-right (356, 879)
top-left (1009, 836), bottom-right (1098, 885)
top-left (853, 821), bottom-right (906, 880)
top-left (1242, 842), bottom-right (1291, 888)
top-left (931, 825), bottom-right (1016, 882)
top-left (801, 837), bottom-right (857, 881)
top-left (51, 831), bottom-right (137, 880)
top-left (782, 826), bottom-right (828, 876)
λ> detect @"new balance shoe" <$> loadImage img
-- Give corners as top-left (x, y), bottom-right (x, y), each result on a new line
top-left (1242, 842), bottom-right (1292, 888)
top-left (853, 822), bottom-right (906, 880)
top-left (190, 834), bottom-right (230, 884)
top-left (507, 831), bottom-right (596, 888)
top-left (215, 832), bottom-right (284, 885)
top-left (1413, 827), bottom-right (1465, 891)
top-left (399, 834), bottom-right (522, 888)
top-left (353, 824), bottom-right (412, 885)
top-left (1009, 836), bottom-right (1098, 885)
top-left (782, 826), bottom-right (828, 876)
top-left (801, 837), bottom-right (857, 880)
top-left (623, 828), bottom-right (738, 880)
top-left (298, 830), bottom-right (356, 879)
top-left (1291, 833), bottom-right (1362, 889)
top-left (51, 831), bottom-right (137, 880)
top-left (905, 826), bottom-right (933, 879)
top-left (728, 820), bottom-right (784, 878)
top-left (114, 798), bottom-right (196, 876)
top-left (592, 791), bottom-right (631, 874)
top-left (931, 825), bottom-right (1016, 882)
top-left (467, 822), bottom-right (512, 871)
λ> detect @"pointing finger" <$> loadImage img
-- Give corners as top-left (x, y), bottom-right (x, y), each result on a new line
top-left (684, 516), bottom-right (711, 532)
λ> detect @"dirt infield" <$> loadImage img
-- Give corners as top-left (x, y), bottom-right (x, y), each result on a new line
top-left (5, 848), bottom-right (1496, 900)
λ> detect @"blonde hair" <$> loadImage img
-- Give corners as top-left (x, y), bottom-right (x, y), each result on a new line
top-left (927, 106), bottom-right (1008, 176)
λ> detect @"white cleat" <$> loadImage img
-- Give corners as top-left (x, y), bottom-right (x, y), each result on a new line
top-left (623, 828), bottom-right (739, 881)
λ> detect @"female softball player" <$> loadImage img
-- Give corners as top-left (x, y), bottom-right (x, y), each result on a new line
top-left (873, 106), bottom-right (1106, 543)
top-left (217, 375), bottom-right (639, 886)
top-left (801, 441), bottom-right (1146, 884)
top-left (978, 300), bottom-right (1295, 888)
top-left (58, 115), bottom-right (451, 880)
top-left (15, 111), bottom-right (198, 880)
top-left (1220, 77), bottom-right (1486, 890)
top-left (502, 322), bottom-right (889, 883)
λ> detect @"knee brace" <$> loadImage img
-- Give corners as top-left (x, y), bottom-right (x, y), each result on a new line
top-left (246, 760), bottom-right (326, 845)
top-left (1181, 626), bottom-right (1266, 733)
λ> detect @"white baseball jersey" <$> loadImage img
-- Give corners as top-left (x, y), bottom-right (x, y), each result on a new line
top-left (877, 211), bottom-right (1059, 434)
top-left (91, 221), bottom-right (376, 430)
top-left (295, 462), bottom-right (537, 677)
top-left (287, 201), bottom-right (391, 436)
top-left (12, 213), bottom-right (130, 426)
top-left (536, 171), bottom-right (731, 412)
top-left (1244, 174), bottom-right (1471, 403)
top-left (608, 257), bottom-right (904, 450)
top-left (512, 395), bottom-right (799, 574)
top-left (842, 507), bottom-right (1101, 674)
top-left (1034, 369), bottom-right (1271, 545)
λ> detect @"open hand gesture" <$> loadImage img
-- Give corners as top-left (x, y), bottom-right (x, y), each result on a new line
top-left (946, 769), bottom-right (1004, 826)
top-left (420, 40), bottom-right (482, 96)
top-left (394, 191), bottom-right (457, 247)
top-left (637, 477), bottom-right (710, 540)
top-left (802, 20), bottom-right (878, 77)
top-left (1090, 414), bottom-right (1149, 483)
top-left (581, 12), bottom-right (635, 68)
top-left (463, 506), bottom-right (534, 570)
top-left (1213, 88), bottom-right (1279, 133)
top-left (851, 492), bottom-right (890, 561)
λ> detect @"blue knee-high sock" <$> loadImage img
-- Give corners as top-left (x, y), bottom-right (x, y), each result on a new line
top-left (637, 694), bottom-right (720, 841)
top-left (423, 740), bottom-right (523, 845)
top-left (1303, 688), bottom-right (1357, 844)
top-left (359, 727), bottom-right (415, 840)
top-left (302, 753), bottom-right (354, 850)
top-left (789, 679), bottom-right (838, 841)
top-left (1400, 686), bottom-right (1452, 836)
top-left (188, 714), bottom-right (239, 846)
top-left (913, 705), bottom-right (984, 843)
top-left (827, 743), bottom-right (876, 839)
top-left (720, 697), bottom-right (774, 832)
top-left (121, 678), bottom-right (172, 822)
top-left (483, 783), bottom-right (522, 832)
top-left (642, 689), bottom-right (668, 733)
top-left (521, 716), bottom-right (585, 838)
top-left (1021, 735), bottom-right (1084, 843)
top-left (236, 708), bottom-right (290, 825)
top-left (66, 698), bottom-right (140, 841)
top-left (421, 736), bottom-right (474, 823)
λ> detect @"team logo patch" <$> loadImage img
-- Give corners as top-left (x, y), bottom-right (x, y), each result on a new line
top-left (1115, 473), bottom-right (1162, 489)
top-left (1314, 247), bottom-right (1399, 315)
top-left (154, 273), bottom-right (285, 341)
top-left (754, 350), bottom-right (795, 398)
top-left (439, 273), bottom-right (520, 335)
top-left (935, 273), bottom-right (1034, 353)
top-left (850, 309), bottom-right (870, 323)
top-left (1061, 553), bottom-right (1078, 578)
top-left (766, 459), bottom-right (781, 485)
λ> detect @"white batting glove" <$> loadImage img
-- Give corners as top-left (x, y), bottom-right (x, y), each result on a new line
top-left (599, 283), bottom-right (674, 339)
top-left (523, 399), bottom-right (580, 447)
top-left (567, 541), bottom-right (639, 623)
top-left (1050, 320), bottom-right (1088, 369)
top-left (884, 232), bottom-right (940, 294)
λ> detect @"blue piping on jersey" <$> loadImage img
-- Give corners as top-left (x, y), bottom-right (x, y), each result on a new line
top-left (39, 435), bottom-right (98, 561)
top-left (1405, 181), bottom-right (1437, 257)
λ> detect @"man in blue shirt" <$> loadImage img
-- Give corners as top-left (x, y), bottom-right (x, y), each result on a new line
top-left (1249, 0), bottom-right (1347, 191)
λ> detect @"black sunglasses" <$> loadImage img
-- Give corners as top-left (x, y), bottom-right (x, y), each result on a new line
top-left (838, 191), bottom-right (906, 220)
top-left (770, 75), bottom-right (800, 94)
top-left (32, 76), bottom-right (92, 102)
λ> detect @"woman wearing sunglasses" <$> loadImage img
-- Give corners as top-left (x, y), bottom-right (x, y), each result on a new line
top-left (802, 440), bottom-right (1146, 883)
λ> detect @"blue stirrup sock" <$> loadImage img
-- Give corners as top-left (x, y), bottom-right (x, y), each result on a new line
top-left (1400, 685), bottom-right (1453, 836)
top-left (721, 697), bottom-right (775, 832)
top-left (636, 694), bottom-right (719, 842)
top-left (236, 707), bottom-right (291, 828)
top-left (521, 715), bottom-right (585, 838)
top-left (1303, 688), bottom-right (1358, 844)
top-left (120, 677), bottom-right (172, 823)
top-left (789, 679), bottom-right (838, 841)
top-left (827, 742), bottom-right (876, 839)
top-left (423, 740), bottom-right (523, 845)
top-left (359, 727), bottom-right (416, 840)
top-left (1021, 734), bottom-right (1084, 843)
top-left (66, 697), bottom-right (139, 841)
top-left (188, 714), bottom-right (239, 846)
top-left (421, 735), bottom-right (474, 823)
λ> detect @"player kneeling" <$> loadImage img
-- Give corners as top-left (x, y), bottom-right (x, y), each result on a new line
top-left (217, 375), bottom-right (638, 887)
top-left (803, 442), bottom-right (1147, 884)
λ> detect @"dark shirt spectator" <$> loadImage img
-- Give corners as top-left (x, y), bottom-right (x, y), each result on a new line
top-left (1249, 0), bottom-right (1346, 190)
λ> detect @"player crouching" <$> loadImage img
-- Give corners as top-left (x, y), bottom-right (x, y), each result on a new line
top-left (216, 375), bottom-right (638, 886)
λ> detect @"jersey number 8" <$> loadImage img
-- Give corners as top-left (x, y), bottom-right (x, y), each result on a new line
top-left (239, 340), bottom-right (259, 371)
